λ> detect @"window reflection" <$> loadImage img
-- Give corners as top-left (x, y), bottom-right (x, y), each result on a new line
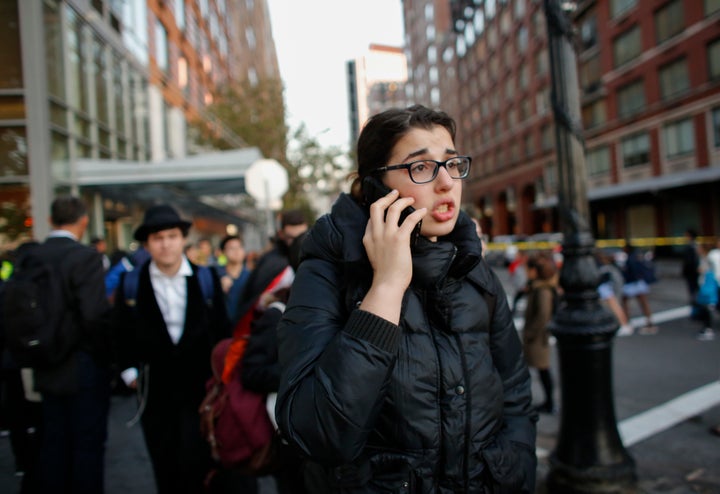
top-left (0, 127), bottom-right (28, 177)
top-left (0, 0), bottom-right (23, 89)
top-left (45, 2), bottom-right (64, 99)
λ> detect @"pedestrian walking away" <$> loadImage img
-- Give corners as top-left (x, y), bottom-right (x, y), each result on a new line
top-left (621, 242), bottom-right (658, 335)
top-left (3, 196), bottom-right (113, 494)
top-left (275, 105), bottom-right (537, 493)
top-left (681, 228), bottom-right (700, 306)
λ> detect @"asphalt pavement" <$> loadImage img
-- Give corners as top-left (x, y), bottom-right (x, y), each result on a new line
top-left (1, 258), bottom-right (718, 493)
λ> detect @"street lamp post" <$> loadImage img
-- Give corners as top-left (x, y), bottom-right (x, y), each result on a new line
top-left (543, 1), bottom-right (637, 492)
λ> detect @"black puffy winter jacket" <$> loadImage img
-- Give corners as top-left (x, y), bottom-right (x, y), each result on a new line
top-left (276, 194), bottom-right (537, 493)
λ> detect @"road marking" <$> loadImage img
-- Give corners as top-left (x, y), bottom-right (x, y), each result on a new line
top-left (515, 305), bottom-right (693, 335)
top-left (629, 306), bottom-right (692, 328)
top-left (536, 381), bottom-right (720, 459)
top-left (618, 381), bottom-right (720, 446)
top-left (534, 304), bottom-right (708, 460)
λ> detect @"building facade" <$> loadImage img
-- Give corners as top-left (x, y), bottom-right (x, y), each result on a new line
top-left (0, 0), bottom-right (280, 249)
top-left (401, 0), bottom-right (720, 242)
top-left (347, 43), bottom-right (409, 145)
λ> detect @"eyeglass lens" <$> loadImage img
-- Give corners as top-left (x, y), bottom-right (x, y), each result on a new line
top-left (410, 157), bottom-right (470, 183)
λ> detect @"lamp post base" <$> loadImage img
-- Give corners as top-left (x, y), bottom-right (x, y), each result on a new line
top-left (545, 233), bottom-right (637, 494)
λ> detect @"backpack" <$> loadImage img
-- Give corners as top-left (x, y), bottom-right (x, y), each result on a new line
top-left (122, 264), bottom-right (215, 307)
top-left (2, 244), bottom-right (79, 368)
top-left (637, 257), bottom-right (658, 284)
top-left (199, 338), bottom-right (278, 476)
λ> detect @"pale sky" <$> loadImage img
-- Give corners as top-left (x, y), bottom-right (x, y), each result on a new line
top-left (266, 0), bottom-right (405, 151)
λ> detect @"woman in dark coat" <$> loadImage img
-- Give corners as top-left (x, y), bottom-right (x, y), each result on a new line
top-left (275, 105), bottom-right (537, 493)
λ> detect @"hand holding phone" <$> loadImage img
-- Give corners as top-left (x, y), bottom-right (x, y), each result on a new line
top-left (362, 176), bottom-right (422, 245)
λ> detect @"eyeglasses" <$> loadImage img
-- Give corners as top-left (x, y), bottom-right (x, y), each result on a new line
top-left (373, 156), bottom-right (472, 184)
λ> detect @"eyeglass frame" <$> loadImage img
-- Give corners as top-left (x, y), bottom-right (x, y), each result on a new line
top-left (372, 156), bottom-right (472, 184)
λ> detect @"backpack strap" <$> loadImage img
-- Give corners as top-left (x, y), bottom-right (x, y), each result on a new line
top-left (196, 266), bottom-right (215, 305)
top-left (122, 268), bottom-right (141, 307)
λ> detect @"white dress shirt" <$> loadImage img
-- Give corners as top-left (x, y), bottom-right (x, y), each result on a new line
top-left (120, 256), bottom-right (193, 386)
top-left (149, 257), bottom-right (193, 345)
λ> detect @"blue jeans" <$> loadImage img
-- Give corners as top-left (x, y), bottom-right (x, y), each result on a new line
top-left (38, 352), bottom-right (111, 494)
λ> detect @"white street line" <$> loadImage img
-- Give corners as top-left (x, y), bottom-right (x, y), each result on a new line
top-left (536, 380), bottom-right (720, 458)
top-left (532, 304), bottom-right (713, 459)
top-left (619, 381), bottom-right (720, 446)
top-left (629, 306), bottom-right (692, 328)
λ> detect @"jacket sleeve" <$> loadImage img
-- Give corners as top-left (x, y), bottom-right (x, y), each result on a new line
top-left (485, 268), bottom-right (538, 490)
top-left (241, 306), bottom-right (283, 393)
top-left (110, 270), bottom-right (138, 371)
top-left (275, 256), bottom-right (401, 466)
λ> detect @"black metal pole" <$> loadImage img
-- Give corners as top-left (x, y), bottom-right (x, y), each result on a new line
top-left (542, 1), bottom-right (637, 492)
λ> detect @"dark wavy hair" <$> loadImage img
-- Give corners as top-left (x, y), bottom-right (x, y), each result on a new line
top-left (351, 105), bottom-right (457, 201)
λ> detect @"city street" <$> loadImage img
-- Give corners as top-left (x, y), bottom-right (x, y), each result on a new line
top-left (1, 259), bottom-right (718, 493)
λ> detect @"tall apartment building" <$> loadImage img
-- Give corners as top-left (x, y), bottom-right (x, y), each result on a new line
top-left (401, 0), bottom-right (720, 241)
top-left (347, 44), bottom-right (409, 145)
top-left (0, 0), bottom-right (280, 248)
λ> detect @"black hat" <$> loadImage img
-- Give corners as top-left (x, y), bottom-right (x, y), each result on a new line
top-left (134, 204), bottom-right (192, 241)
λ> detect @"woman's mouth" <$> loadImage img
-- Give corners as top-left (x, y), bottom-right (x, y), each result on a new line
top-left (431, 201), bottom-right (455, 222)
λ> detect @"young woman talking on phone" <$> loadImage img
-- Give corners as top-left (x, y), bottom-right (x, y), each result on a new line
top-left (275, 105), bottom-right (537, 493)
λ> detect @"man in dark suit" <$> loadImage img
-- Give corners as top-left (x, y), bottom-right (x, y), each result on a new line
top-left (234, 209), bottom-right (309, 326)
top-left (113, 204), bottom-right (230, 494)
top-left (31, 196), bottom-right (113, 493)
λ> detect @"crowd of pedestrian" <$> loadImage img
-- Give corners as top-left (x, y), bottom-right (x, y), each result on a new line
top-left (1, 104), bottom-right (718, 494)
top-left (0, 193), bottom-right (316, 494)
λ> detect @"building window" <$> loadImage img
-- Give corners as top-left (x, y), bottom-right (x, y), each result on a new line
top-left (517, 26), bottom-right (528, 53)
top-left (712, 107), bottom-right (720, 147)
top-left (474, 9), bottom-right (485, 35)
top-left (541, 123), bottom-right (554, 151)
top-left (45, 2), bottom-right (64, 98)
top-left (613, 25), bottom-right (641, 67)
top-left (586, 145), bottom-right (611, 176)
top-left (519, 65), bottom-right (529, 90)
top-left (659, 58), bottom-right (689, 100)
top-left (175, 0), bottom-right (185, 30)
top-left (580, 14), bottom-right (598, 51)
top-left (709, 38), bottom-right (720, 80)
top-left (655, 0), bottom-right (683, 44)
top-left (580, 54), bottom-right (601, 93)
top-left (617, 79), bottom-right (645, 118)
top-left (486, 0), bottom-right (497, 20)
top-left (662, 118), bottom-right (695, 158)
top-left (611, 0), bottom-right (637, 18)
top-left (535, 49), bottom-right (548, 75)
top-left (524, 133), bottom-right (534, 156)
top-left (246, 28), bottom-right (256, 50)
top-left (582, 98), bottom-right (607, 129)
top-left (93, 38), bottom-right (110, 125)
top-left (706, 0), bottom-right (720, 16)
top-left (0, 127), bottom-right (28, 176)
top-left (155, 21), bottom-right (168, 72)
top-left (621, 132), bottom-right (650, 168)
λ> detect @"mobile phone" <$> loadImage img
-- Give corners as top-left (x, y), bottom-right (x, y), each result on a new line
top-left (362, 176), bottom-right (422, 245)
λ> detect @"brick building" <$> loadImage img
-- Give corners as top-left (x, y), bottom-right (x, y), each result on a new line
top-left (400, 0), bottom-right (720, 241)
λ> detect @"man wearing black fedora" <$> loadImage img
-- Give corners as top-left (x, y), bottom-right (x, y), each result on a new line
top-left (113, 204), bottom-right (230, 494)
